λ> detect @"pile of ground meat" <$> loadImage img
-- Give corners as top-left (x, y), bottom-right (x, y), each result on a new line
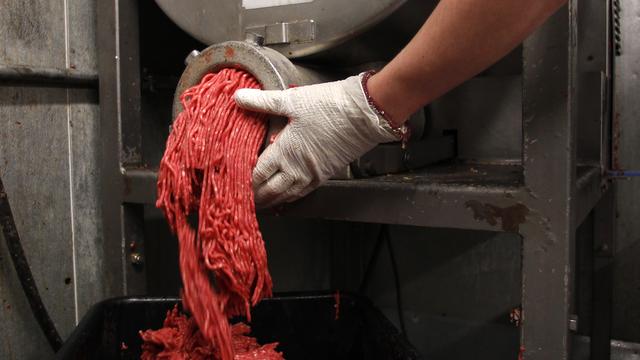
top-left (142, 68), bottom-right (282, 359)
top-left (140, 306), bottom-right (283, 360)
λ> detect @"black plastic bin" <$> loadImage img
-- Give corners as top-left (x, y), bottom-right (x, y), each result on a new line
top-left (55, 292), bottom-right (422, 360)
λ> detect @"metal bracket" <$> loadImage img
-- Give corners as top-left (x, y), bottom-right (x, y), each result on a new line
top-left (245, 20), bottom-right (315, 46)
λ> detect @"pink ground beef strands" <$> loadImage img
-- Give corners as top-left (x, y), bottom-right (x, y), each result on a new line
top-left (141, 68), bottom-right (283, 360)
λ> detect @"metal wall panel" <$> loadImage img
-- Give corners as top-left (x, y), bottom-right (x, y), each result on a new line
top-left (68, 0), bottom-right (98, 72)
top-left (68, 88), bottom-right (103, 319)
top-left (431, 76), bottom-right (522, 162)
top-left (143, 212), bottom-right (334, 296)
top-left (260, 217), bottom-right (336, 292)
top-left (0, 234), bottom-right (53, 358)
top-left (0, 89), bottom-right (101, 358)
top-left (364, 227), bottom-right (521, 359)
top-left (0, 0), bottom-right (66, 68)
top-left (0, 0), bottom-right (102, 358)
top-left (0, 86), bottom-right (75, 359)
top-left (612, 0), bottom-right (640, 343)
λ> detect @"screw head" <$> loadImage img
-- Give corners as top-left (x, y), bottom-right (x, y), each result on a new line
top-left (130, 252), bottom-right (144, 267)
top-left (184, 50), bottom-right (201, 66)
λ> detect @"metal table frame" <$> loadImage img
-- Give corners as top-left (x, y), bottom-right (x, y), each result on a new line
top-left (96, 1), bottom-right (615, 359)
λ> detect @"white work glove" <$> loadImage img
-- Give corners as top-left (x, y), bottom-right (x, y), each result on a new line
top-left (234, 73), bottom-right (399, 208)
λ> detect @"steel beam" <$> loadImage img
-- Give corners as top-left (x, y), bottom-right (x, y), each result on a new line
top-left (0, 65), bottom-right (97, 87)
top-left (123, 163), bottom-right (604, 234)
top-left (97, 0), bottom-right (145, 297)
top-left (123, 165), bottom-right (524, 231)
top-left (591, 186), bottom-right (615, 359)
top-left (520, 3), bottom-right (578, 359)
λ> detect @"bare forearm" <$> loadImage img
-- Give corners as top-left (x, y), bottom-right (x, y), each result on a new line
top-left (369, 0), bottom-right (567, 126)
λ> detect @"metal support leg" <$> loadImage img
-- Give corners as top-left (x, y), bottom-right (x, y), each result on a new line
top-left (591, 185), bottom-right (614, 359)
top-left (97, 0), bottom-right (145, 297)
top-left (575, 212), bottom-right (594, 337)
top-left (520, 221), bottom-right (576, 360)
top-left (520, 2), bottom-right (579, 359)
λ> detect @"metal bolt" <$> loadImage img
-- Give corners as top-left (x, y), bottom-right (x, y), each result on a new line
top-left (130, 252), bottom-right (144, 267)
top-left (569, 314), bottom-right (578, 332)
top-left (245, 32), bottom-right (265, 46)
top-left (184, 50), bottom-right (201, 66)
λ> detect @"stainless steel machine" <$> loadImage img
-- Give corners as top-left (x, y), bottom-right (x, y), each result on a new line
top-left (157, 0), bottom-right (454, 178)
top-left (155, 0), bottom-right (434, 62)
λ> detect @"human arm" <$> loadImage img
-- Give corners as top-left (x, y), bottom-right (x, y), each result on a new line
top-left (369, 0), bottom-right (567, 126)
top-left (235, 0), bottom-right (568, 208)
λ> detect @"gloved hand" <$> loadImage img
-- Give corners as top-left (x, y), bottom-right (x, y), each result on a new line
top-left (234, 73), bottom-right (400, 208)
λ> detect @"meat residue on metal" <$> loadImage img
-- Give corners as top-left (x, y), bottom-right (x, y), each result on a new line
top-left (224, 46), bottom-right (235, 60)
top-left (465, 200), bottom-right (529, 232)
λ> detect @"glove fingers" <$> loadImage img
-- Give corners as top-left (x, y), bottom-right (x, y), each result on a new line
top-left (252, 144), bottom-right (280, 186)
top-left (254, 172), bottom-right (294, 209)
top-left (234, 89), bottom-right (289, 116)
top-left (262, 179), bottom-right (314, 208)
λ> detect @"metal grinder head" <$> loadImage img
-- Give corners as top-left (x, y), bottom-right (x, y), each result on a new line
top-left (173, 39), bottom-right (311, 151)
top-left (173, 40), bottom-right (450, 179)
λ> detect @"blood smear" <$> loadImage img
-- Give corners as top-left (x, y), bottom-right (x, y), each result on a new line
top-left (142, 68), bottom-right (282, 360)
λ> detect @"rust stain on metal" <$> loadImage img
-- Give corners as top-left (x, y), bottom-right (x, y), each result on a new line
top-left (465, 200), bottom-right (529, 232)
top-left (224, 46), bottom-right (235, 60)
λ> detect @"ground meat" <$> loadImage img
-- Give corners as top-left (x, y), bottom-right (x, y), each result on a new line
top-left (140, 306), bottom-right (283, 360)
top-left (147, 68), bottom-right (279, 359)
